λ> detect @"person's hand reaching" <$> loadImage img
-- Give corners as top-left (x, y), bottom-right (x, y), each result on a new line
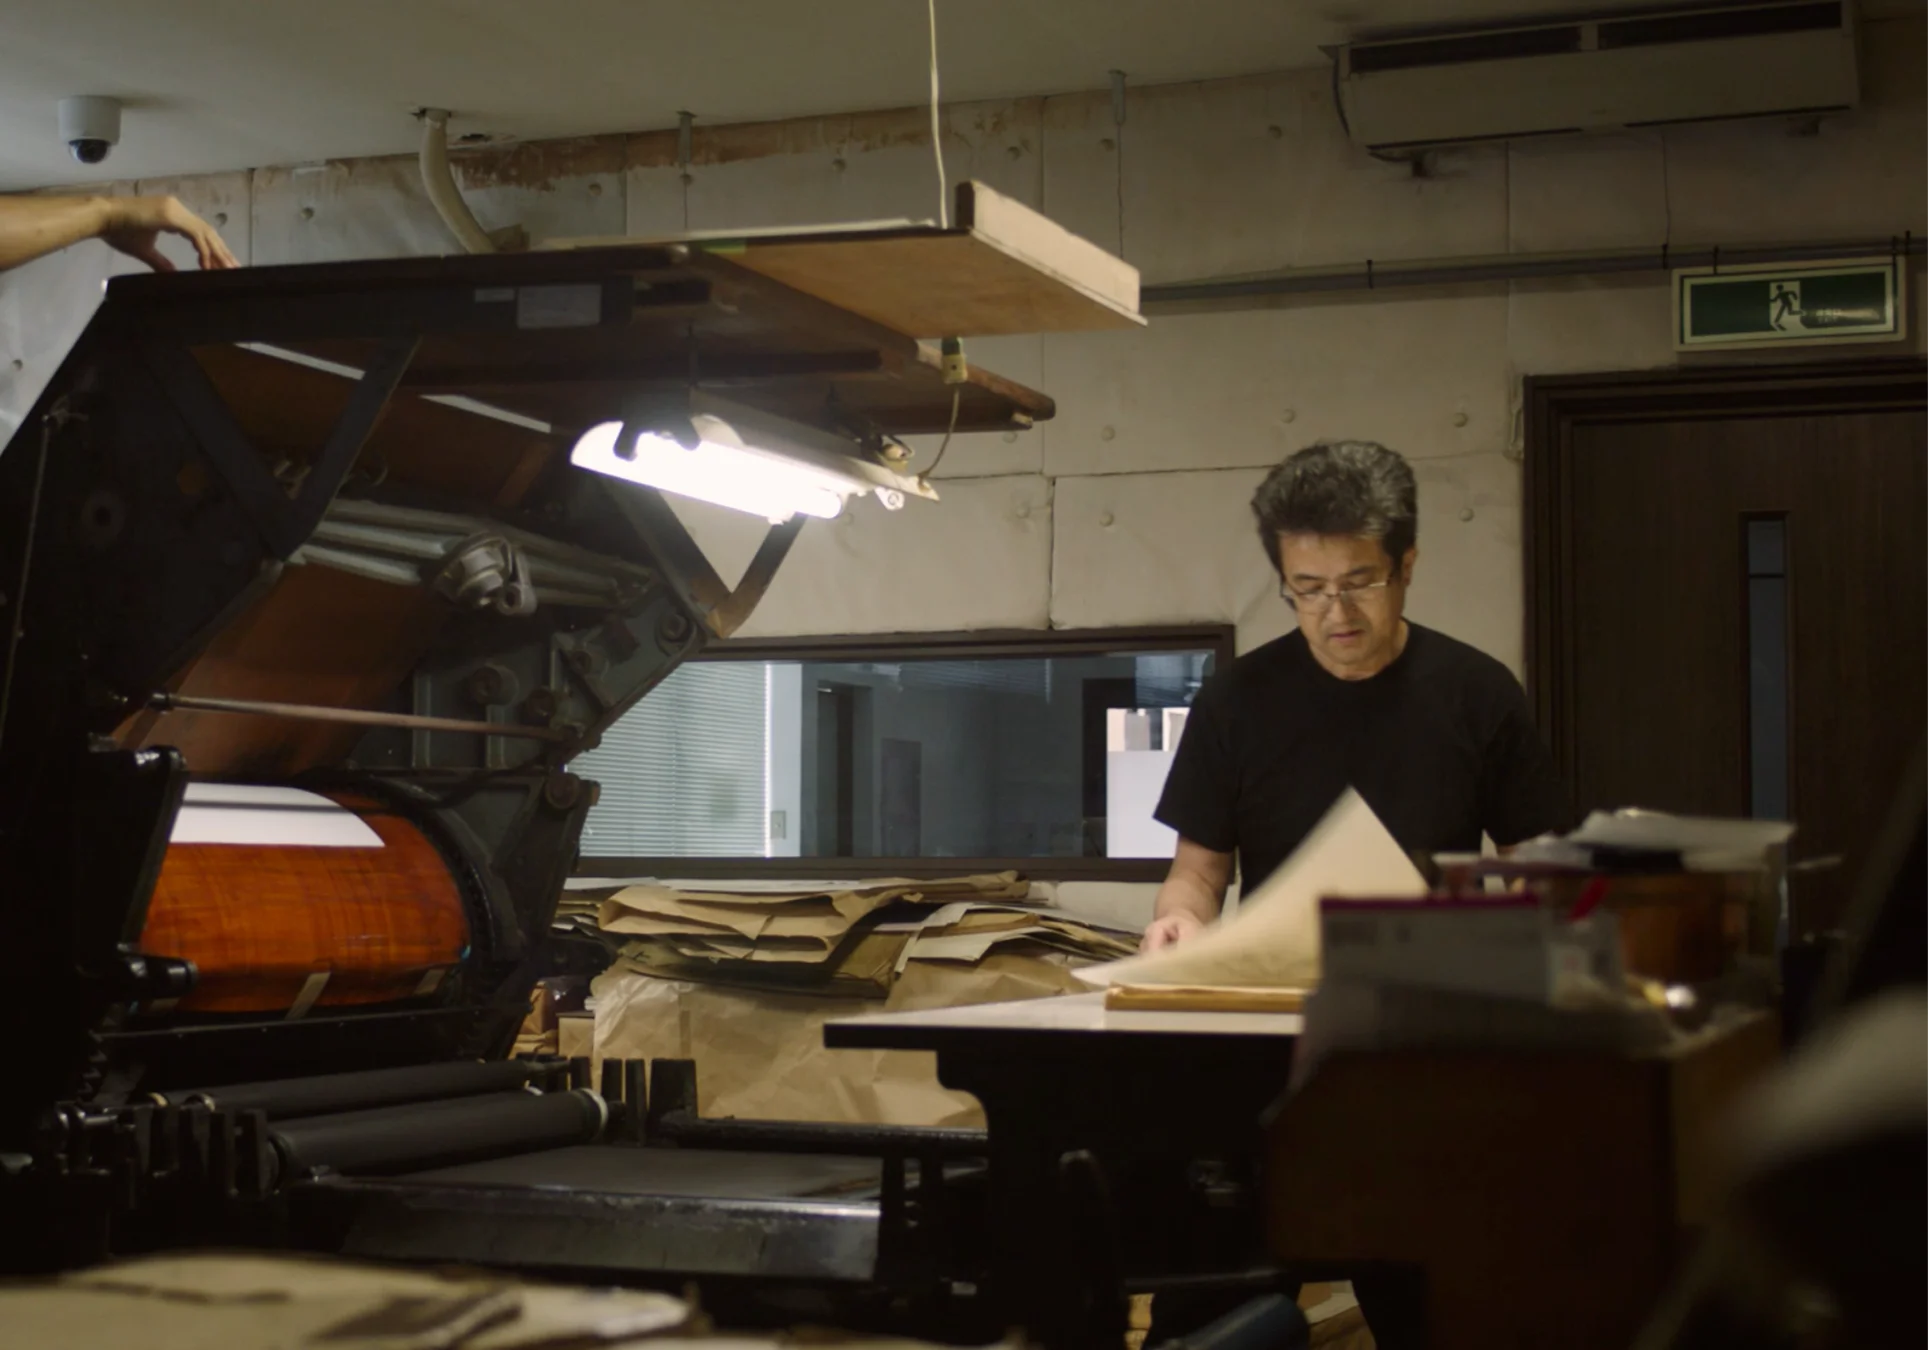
top-left (100, 195), bottom-right (238, 272)
top-left (1138, 910), bottom-right (1204, 953)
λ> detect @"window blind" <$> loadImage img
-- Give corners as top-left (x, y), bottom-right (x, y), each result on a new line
top-left (576, 662), bottom-right (768, 856)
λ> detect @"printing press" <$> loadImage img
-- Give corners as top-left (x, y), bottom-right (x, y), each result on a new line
top-left (0, 225), bottom-right (1137, 1340)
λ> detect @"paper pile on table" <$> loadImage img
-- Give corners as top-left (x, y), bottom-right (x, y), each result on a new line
top-left (596, 874), bottom-right (1028, 959)
top-left (1079, 788), bottom-right (1426, 991)
top-left (575, 874), bottom-right (1137, 1127)
top-left (1435, 810), bottom-right (1797, 878)
top-left (591, 953), bottom-right (1096, 1127)
top-left (584, 873), bottom-right (1134, 997)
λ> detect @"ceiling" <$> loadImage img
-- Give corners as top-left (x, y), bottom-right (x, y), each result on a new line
top-left (2, 0), bottom-right (1921, 190)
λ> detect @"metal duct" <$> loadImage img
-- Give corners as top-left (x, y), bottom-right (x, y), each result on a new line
top-left (1143, 235), bottom-right (1923, 309)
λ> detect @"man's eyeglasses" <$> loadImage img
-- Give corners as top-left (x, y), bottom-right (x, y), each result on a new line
top-left (1279, 575), bottom-right (1398, 613)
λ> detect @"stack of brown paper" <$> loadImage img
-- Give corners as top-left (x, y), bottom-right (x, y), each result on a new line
top-left (553, 887), bottom-right (615, 928)
top-left (588, 873), bottom-right (1132, 998)
top-left (511, 982), bottom-right (560, 1057)
top-left (580, 875), bottom-right (1137, 1126)
top-left (889, 902), bottom-right (1138, 967)
top-left (591, 953), bottom-right (1094, 1127)
top-left (595, 874), bottom-right (1031, 962)
top-left (621, 930), bottom-right (915, 998)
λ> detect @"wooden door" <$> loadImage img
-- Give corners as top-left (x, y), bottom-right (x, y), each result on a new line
top-left (1528, 361), bottom-right (1927, 937)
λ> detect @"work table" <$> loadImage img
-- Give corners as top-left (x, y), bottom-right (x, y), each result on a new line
top-left (827, 991), bottom-right (1301, 1350)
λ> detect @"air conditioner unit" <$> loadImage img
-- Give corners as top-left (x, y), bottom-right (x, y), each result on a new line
top-left (1335, 1), bottom-right (1860, 152)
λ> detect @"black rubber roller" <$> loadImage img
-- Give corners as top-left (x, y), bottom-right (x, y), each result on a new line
top-left (270, 1088), bottom-right (606, 1183)
top-left (171, 1060), bottom-right (547, 1120)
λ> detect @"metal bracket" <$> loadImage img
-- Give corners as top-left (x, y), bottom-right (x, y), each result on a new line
top-left (433, 533), bottom-right (538, 616)
top-left (139, 335), bottom-right (418, 559)
top-left (288, 337), bottom-right (419, 542)
top-left (706, 515), bottom-right (806, 638)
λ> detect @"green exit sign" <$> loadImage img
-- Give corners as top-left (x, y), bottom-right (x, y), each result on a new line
top-left (1675, 258), bottom-right (1906, 351)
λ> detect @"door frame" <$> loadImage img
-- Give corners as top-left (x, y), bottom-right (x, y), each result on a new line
top-left (1522, 356), bottom-right (1927, 784)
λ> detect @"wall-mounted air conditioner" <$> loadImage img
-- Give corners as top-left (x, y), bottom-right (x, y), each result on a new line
top-left (1335, 1), bottom-right (1860, 152)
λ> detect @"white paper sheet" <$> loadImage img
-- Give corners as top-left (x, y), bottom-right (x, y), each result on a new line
top-left (1076, 787), bottom-right (1426, 989)
top-left (1568, 808), bottom-right (1795, 870)
top-left (169, 783), bottom-right (383, 849)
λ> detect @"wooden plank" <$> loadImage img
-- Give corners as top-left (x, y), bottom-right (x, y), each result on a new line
top-left (1105, 985), bottom-right (1309, 1014)
top-left (730, 223), bottom-right (1142, 338)
top-left (690, 252), bottom-right (1057, 430)
top-left (551, 181), bottom-right (1142, 339)
top-left (955, 180), bottom-right (1141, 322)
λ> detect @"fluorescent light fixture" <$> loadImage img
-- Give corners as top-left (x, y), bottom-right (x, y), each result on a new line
top-left (572, 421), bottom-right (848, 521)
top-left (569, 393), bottom-right (935, 524)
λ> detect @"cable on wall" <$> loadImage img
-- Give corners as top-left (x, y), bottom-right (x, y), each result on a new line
top-left (928, 0), bottom-right (949, 228)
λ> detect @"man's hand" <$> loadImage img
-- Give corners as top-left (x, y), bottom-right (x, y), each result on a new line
top-left (1139, 910), bottom-right (1205, 953)
top-left (1140, 839), bottom-right (1232, 952)
top-left (99, 196), bottom-right (238, 272)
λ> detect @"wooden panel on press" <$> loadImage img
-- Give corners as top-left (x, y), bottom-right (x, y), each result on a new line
top-left (192, 343), bottom-right (559, 509)
top-left (116, 566), bottom-right (442, 777)
top-left (140, 798), bottom-right (470, 1015)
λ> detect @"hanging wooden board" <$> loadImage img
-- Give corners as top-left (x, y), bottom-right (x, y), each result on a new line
top-left (547, 180), bottom-right (1143, 339)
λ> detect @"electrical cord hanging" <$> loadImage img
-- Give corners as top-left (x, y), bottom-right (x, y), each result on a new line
top-left (928, 0), bottom-right (948, 227)
top-left (919, 388), bottom-right (963, 485)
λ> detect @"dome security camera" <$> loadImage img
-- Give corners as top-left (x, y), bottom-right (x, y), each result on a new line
top-left (58, 96), bottom-right (122, 166)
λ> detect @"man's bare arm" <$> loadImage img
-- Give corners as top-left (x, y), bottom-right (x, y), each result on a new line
top-left (0, 195), bottom-right (238, 273)
top-left (0, 196), bottom-right (112, 271)
top-left (1139, 837), bottom-right (1235, 953)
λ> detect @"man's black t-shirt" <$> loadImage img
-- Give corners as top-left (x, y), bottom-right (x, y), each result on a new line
top-left (1155, 623), bottom-right (1570, 891)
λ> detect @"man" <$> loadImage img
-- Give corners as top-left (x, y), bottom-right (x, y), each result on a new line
top-left (1144, 439), bottom-right (1568, 951)
top-left (1140, 440), bottom-right (1570, 1349)
top-left (0, 193), bottom-right (237, 273)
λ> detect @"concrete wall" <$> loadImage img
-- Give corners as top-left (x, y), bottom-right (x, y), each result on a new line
top-left (5, 22), bottom-right (1922, 926)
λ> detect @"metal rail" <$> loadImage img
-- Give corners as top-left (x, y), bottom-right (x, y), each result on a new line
top-left (1143, 234), bottom-right (1925, 307)
top-left (149, 692), bottom-right (570, 743)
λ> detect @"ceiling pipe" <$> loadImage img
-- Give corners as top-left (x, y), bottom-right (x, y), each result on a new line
top-left (418, 107), bottom-right (512, 255)
top-left (1142, 234), bottom-right (1924, 309)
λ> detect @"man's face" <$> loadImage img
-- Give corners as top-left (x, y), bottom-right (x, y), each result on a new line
top-left (1277, 533), bottom-right (1414, 678)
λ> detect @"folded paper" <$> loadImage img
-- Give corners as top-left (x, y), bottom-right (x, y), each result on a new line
top-left (1078, 787), bottom-right (1426, 990)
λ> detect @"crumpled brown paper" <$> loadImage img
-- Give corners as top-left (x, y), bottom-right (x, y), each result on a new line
top-left (622, 931), bottom-right (911, 995)
top-left (591, 951), bottom-right (1091, 1128)
top-left (558, 1013), bottom-right (594, 1062)
top-left (512, 982), bottom-right (560, 1058)
top-left (596, 874), bottom-right (1031, 950)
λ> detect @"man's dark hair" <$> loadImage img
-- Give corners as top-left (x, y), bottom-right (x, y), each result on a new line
top-left (1251, 440), bottom-right (1418, 577)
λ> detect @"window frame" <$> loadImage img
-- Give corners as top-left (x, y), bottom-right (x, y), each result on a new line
top-left (571, 624), bottom-right (1236, 882)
